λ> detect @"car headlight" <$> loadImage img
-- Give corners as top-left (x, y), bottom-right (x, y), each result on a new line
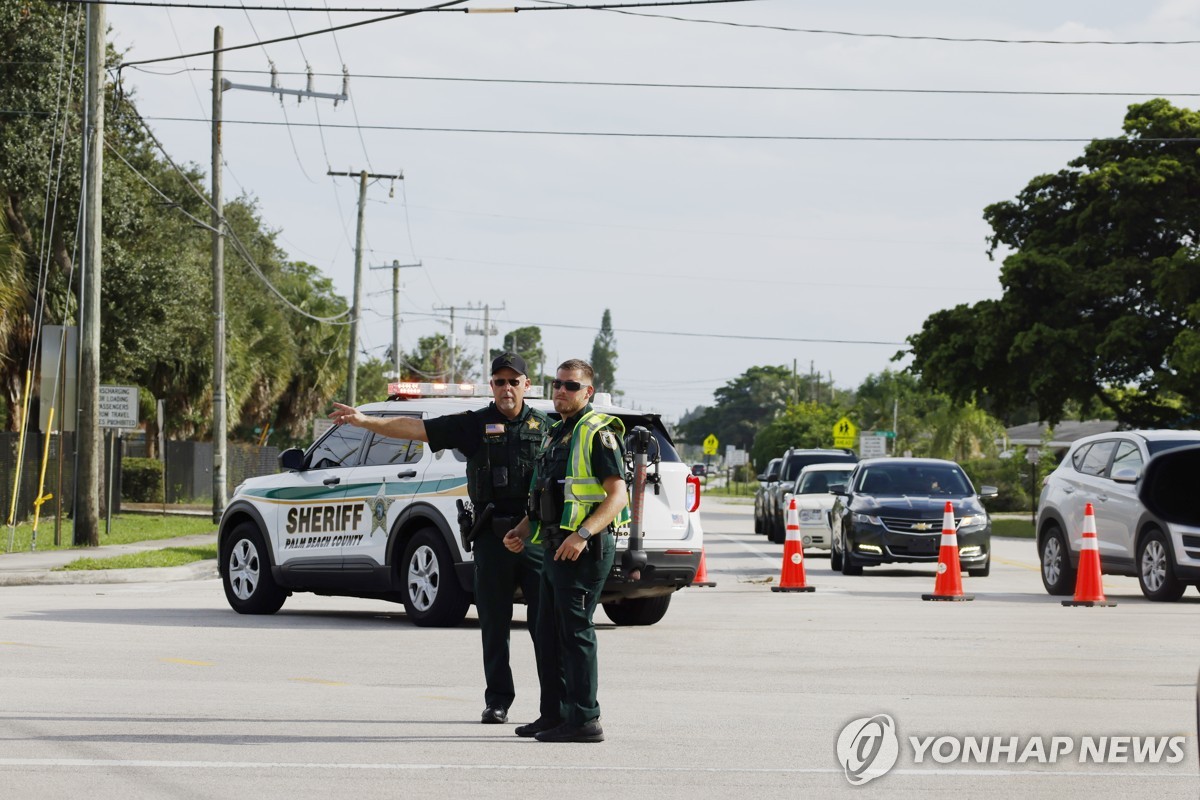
top-left (958, 515), bottom-right (987, 530)
top-left (799, 509), bottom-right (823, 523)
top-left (853, 512), bottom-right (882, 526)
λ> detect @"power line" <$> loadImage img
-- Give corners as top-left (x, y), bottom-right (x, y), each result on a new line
top-left (401, 311), bottom-right (907, 346)
top-left (118, 0), bottom-right (471, 69)
top-left (128, 66), bottom-right (1200, 99)
top-left (58, 0), bottom-right (754, 12)
top-left (137, 115), bottom-right (1200, 143)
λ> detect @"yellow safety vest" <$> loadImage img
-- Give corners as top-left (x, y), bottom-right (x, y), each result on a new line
top-left (530, 409), bottom-right (631, 542)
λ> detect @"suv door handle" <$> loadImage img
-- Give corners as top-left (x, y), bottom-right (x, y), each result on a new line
top-left (396, 470), bottom-right (417, 479)
top-left (1097, 493), bottom-right (1108, 502)
top-left (322, 477), bottom-right (341, 486)
top-left (1062, 486), bottom-right (1074, 493)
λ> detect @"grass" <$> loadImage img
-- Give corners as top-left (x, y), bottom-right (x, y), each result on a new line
top-left (992, 517), bottom-right (1035, 539)
top-left (2, 513), bottom-right (216, 554)
top-left (55, 544), bottom-right (218, 571)
top-left (703, 481), bottom-right (758, 498)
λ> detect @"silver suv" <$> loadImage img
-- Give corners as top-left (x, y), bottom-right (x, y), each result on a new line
top-left (1036, 430), bottom-right (1200, 601)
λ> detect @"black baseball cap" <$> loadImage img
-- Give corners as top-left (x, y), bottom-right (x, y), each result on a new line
top-left (491, 352), bottom-right (528, 376)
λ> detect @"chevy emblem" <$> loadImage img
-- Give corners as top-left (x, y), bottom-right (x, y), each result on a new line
top-left (912, 522), bottom-right (932, 531)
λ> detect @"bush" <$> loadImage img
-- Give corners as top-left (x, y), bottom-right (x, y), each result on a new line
top-left (122, 457), bottom-right (164, 503)
top-left (961, 456), bottom-right (1031, 513)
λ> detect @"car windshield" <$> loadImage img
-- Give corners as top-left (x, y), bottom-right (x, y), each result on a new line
top-left (857, 463), bottom-right (972, 496)
top-left (796, 469), bottom-right (852, 494)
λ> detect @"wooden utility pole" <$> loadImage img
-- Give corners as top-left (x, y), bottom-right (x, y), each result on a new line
top-left (211, 26), bottom-right (227, 523)
top-left (76, 1), bottom-right (105, 546)
top-left (328, 169), bottom-right (403, 405)
top-left (369, 259), bottom-right (421, 378)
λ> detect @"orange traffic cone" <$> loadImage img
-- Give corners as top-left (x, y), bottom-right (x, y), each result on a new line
top-left (692, 548), bottom-right (716, 587)
top-left (922, 501), bottom-right (974, 601)
top-left (772, 498), bottom-right (815, 593)
top-left (1063, 502), bottom-right (1116, 607)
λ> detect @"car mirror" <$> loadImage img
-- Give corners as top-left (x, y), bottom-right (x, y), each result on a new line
top-left (1111, 468), bottom-right (1140, 485)
top-left (978, 484), bottom-right (999, 499)
top-left (756, 473), bottom-right (767, 482)
top-left (279, 447), bottom-right (306, 471)
top-left (828, 483), bottom-right (846, 495)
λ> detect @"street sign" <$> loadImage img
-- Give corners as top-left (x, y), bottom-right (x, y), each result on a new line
top-left (832, 417), bottom-right (857, 449)
top-left (859, 434), bottom-right (887, 458)
top-left (98, 385), bottom-right (139, 430)
top-left (703, 434), bottom-right (719, 456)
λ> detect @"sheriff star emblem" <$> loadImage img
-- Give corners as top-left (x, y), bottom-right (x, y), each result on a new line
top-left (527, 418), bottom-right (541, 431)
top-left (370, 480), bottom-right (394, 536)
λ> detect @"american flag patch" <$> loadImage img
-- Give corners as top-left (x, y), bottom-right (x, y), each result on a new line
top-left (485, 423), bottom-right (505, 435)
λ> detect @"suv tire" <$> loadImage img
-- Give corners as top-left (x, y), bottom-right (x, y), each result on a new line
top-left (400, 527), bottom-right (471, 627)
top-left (1137, 528), bottom-right (1187, 602)
top-left (603, 595), bottom-right (671, 626)
top-left (767, 516), bottom-right (784, 545)
top-left (1039, 523), bottom-right (1076, 596)
top-left (753, 509), bottom-right (763, 534)
top-left (222, 522), bottom-right (287, 615)
top-left (830, 537), bottom-right (843, 571)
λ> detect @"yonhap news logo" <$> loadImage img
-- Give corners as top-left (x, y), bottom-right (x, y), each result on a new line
top-left (836, 714), bottom-right (899, 786)
top-left (835, 713), bottom-right (1188, 786)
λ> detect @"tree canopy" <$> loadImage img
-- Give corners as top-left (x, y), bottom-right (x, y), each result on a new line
top-left (590, 309), bottom-right (618, 395)
top-left (907, 99), bottom-right (1200, 427)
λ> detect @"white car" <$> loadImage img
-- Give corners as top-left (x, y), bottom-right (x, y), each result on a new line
top-left (781, 463), bottom-right (855, 549)
top-left (217, 384), bottom-right (704, 627)
top-left (1036, 429), bottom-right (1200, 601)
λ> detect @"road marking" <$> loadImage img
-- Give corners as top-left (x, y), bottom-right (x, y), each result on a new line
top-left (160, 658), bottom-right (215, 667)
top-left (289, 677), bottom-right (346, 687)
top-left (0, 758), bottom-right (1193, 779)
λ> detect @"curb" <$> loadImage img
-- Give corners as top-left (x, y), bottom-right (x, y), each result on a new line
top-left (0, 560), bottom-right (218, 587)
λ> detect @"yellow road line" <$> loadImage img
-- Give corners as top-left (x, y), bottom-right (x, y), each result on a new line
top-left (160, 658), bottom-right (215, 667)
top-left (288, 677), bottom-right (346, 687)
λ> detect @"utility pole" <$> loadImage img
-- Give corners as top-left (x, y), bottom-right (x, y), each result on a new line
top-left (328, 169), bottom-right (404, 405)
top-left (208, 54), bottom-right (350, 521)
top-left (465, 302), bottom-right (503, 384)
top-left (210, 26), bottom-right (226, 524)
top-left (369, 259), bottom-right (421, 377)
top-left (432, 305), bottom-right (463, 382)
top-left (76, 1), bottom-right (105, 547)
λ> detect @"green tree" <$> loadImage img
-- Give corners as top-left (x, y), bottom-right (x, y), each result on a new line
top-left (0, 213), bottom-right (27, 431)
top-left (403, 333), bottom-right (474, 382)
top-left (590, 309), bottom-right (618, 394)
top-left (677, 365), bottom-right (793, 457)
top-left (907, 100), bottom-right (1200, 427)
top-left (750, 401), bottom-right (844, 468)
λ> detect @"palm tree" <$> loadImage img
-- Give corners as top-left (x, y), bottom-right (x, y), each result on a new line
top-left (0, 214), bottom-right (31, 431)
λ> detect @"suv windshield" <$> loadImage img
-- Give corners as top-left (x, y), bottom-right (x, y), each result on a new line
top-left (857, 463), bottom-right (972, 496)
top-left (781, 451), bottom-right (855, 481)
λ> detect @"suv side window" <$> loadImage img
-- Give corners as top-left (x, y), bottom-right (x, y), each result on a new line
top-left (1111, 441), bottom-right (1143, 475)
top-left (307, 424), bottom-right (368, 470)
top-left (1078, 440), bottom-right (1117, 477)
top-left (360, 414), bottom-right (424, 466)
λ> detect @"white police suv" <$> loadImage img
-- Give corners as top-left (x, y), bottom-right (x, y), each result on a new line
top-left (217, 383), bottom-right (704, 627)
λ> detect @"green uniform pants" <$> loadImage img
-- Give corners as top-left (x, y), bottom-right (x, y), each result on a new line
top-left (536, 532), bottom-right (616, 726)
top-left (472, 530), bottom-right (555, 717)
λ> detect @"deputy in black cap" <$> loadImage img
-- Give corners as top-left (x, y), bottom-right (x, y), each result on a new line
top-left (330, 353), bottom-right (553, 726)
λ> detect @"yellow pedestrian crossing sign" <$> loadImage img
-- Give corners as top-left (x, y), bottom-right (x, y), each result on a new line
top-left (832, 417), bottom-right (857, 449)
top-left (702, 434), bottom-right (719, 456)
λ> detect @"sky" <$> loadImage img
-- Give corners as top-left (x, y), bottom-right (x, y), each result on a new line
top-left (98, 0), bottom-right (1200, 423)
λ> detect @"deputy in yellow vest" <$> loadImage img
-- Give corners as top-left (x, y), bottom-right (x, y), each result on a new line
top-left (503, 358), bottom-right (629, 743)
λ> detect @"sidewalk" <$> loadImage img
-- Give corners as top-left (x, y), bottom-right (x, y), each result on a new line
top-left (0, 532), bottom-right (219, 587)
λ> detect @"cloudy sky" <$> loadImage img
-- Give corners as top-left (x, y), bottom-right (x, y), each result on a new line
top-left (102, 0), bottom-right (1200, 421)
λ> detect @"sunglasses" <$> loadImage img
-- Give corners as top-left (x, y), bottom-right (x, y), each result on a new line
top-left (552, 379), bottom-right (590, 392)
top-left (491, 378), bottom-right (523, 387)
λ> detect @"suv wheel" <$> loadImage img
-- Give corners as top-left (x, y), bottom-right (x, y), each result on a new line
top-left (1039, 524), bottom-right (1076, 596)
top-left (401, 527), bottom-right (471, 627)
top-left (222, 522), bottom-right (287, 615)
top-left (830, 536), bottom-right (843, 571)
top-left (753, 508), bottom-right (763, 534)
top-left (602, 595), bottom-right (671, 626)
top-left (1137, 528), bottom-right (1186, 602)
top-left (768, 515), bottom-right (784, 545)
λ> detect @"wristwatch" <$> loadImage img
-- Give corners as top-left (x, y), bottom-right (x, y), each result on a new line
top-left (575, 526), bottom-right (593, 541)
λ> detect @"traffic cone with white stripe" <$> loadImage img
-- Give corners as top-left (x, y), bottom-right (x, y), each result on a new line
top-left (691, 548), bottom-right (716, 587)
top-left (772, 498), bottom-right (815, 592)
top-left (1063, 502), bottom-right (1116, 607)
top-left (922, 501), bottom-right (974, 601)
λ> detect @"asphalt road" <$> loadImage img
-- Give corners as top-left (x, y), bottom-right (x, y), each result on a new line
top-left (1, 499), bottom-right (1198, 799)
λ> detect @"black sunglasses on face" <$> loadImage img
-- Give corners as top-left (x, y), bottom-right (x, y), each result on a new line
top-left (552, 379), bottom-right (589, 391)
top-left (491, 378), bottom-right (523, 387)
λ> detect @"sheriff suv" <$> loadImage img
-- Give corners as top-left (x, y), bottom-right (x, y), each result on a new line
top-left (216, 385), bottom-right (704, 628)
top-left (1036, 429), bottom-right (1200, 601)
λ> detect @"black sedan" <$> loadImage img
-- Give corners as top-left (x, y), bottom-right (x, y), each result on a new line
top-left (829, 458), bottom-right (996, 577)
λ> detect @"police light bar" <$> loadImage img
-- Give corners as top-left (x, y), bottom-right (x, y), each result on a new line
top-left (387, 381), bottom-right (545, 399)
